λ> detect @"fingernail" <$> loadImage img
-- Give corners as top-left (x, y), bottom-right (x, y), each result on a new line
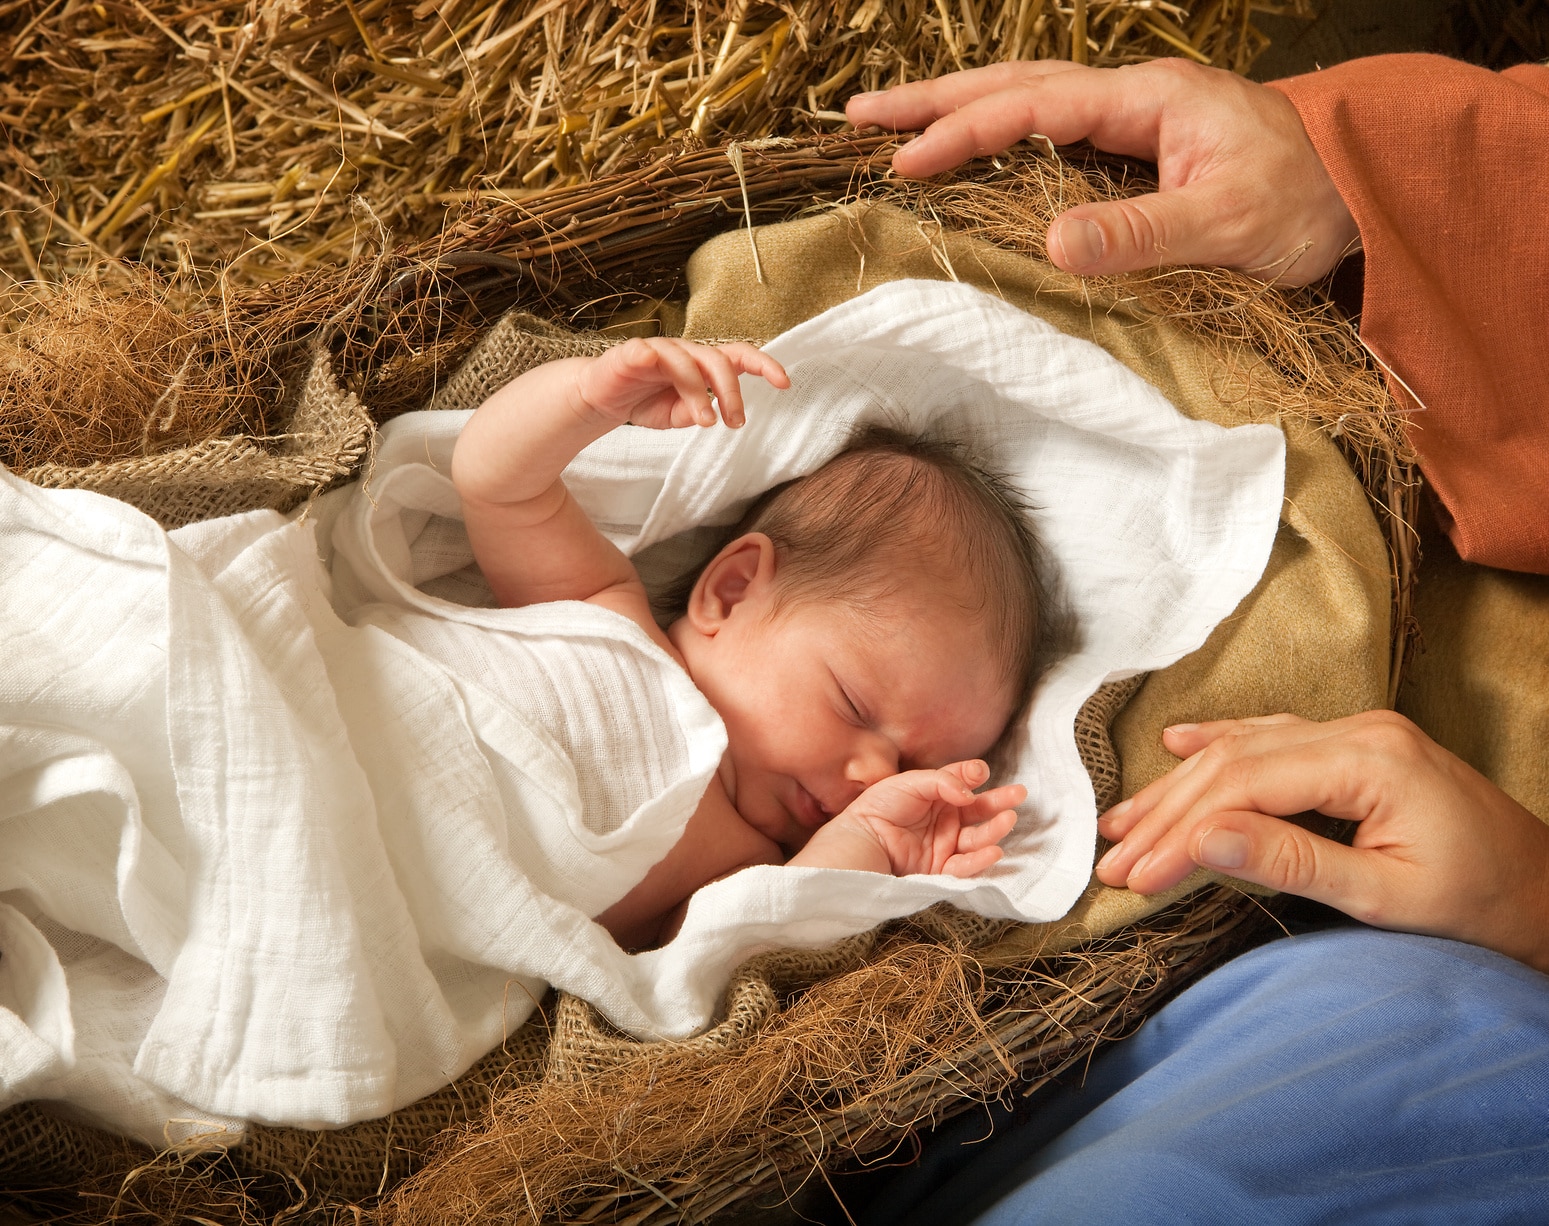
top-left (1198, 827), bottom-right (1250, 870)
top-left (1054, 218), bottom-right (1103, 269)
top-left (851, 90), bottom-right (882, 100)
top-left (1165, 723), bottom-right (1198, 735)
top-left (1096, 844), bottom-right (1120, 872)
top-left (1103, 798), bottom-right (1133, 822)
top-left (1127, 851), bottom-right (1152, 882)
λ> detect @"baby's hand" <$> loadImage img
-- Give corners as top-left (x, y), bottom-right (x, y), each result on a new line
top-left (572, 337), bottom-right (789, 431)
top-left (796, 761), bottom-right (1024, 878)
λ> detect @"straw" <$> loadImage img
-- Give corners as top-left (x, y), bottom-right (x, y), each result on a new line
top-left (0, 0), bottom-right (1310, 287)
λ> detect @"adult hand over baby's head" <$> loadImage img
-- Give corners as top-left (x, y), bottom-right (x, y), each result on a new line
top-left (846, 59), bottom-right (1359, 286)
top-left (1095, 711), bottom-right (1549, 974)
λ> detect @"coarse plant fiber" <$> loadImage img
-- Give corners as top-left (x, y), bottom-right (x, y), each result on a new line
top-left (0, 0), bottom-right (1311, 286)
top-left (0, 5), bottom-right (1416, 1223)
top-left (0, 133), bottom-right (1422, 697)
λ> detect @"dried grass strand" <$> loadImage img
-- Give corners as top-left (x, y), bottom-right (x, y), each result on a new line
top-left (0, 0), bottom-right (1310, 285)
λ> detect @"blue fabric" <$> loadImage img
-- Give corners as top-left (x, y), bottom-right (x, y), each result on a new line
top-left (857, 929), bottom-right (1549, 1226)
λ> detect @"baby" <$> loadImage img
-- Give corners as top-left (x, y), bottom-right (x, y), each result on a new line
top-left (452, 337), bottom-right (1043, 948)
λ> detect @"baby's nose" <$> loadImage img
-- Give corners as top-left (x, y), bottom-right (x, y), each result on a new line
top-left (845, 734), bottom-right (899, 792)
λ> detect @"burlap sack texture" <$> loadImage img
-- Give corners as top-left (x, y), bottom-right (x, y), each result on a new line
top-left (679, 201), bottom-right (1391, 948)
top-left (1398, 529), bottom-right (1549, 821)
top-left (0, 304), bottom-right (1145, 1203)
top-left (20, 346), bottom-right (371, 529)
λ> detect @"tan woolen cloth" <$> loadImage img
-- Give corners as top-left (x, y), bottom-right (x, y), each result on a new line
top-left (679, 203), bottom-right (1391, 947)
top-left (1398, 533), bottom-right (1549, 822)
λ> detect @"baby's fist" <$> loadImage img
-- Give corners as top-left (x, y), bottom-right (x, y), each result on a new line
top-left (824, 762), bottom-right (1024, 879)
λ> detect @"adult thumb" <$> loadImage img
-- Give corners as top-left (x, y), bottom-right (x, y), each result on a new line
top-left (1047, 188), bottom-right (1213, 276)
top-left (1191, 814), bottom-right (1386, 922)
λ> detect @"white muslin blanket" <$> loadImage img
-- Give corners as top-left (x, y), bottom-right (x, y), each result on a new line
top-left (0, 279), bottom-right (1284, 1142)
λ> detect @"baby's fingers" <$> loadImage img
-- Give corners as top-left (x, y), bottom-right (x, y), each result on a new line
top-left (961, 783), bottom-right (1027, 823)
top-left (934, 759), bottom-right (991, 796)
top-left (648, 341), bottom-right (720, 426)
top-left (941, 844), bottom-right (1005, 879)
top-left (690, 346), bottom-right (747, 428)
top-left (716, 342), bottom-right (790, 390)
top-left (958, 808), bottom-right (1018, 851)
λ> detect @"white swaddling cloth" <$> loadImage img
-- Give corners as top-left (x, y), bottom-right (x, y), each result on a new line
top-left (0, 279), bottom-right (1284, 1141)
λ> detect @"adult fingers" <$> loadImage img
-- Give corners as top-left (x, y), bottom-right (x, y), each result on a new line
top-left (1096, 723), bottom-right (1375, 887)
top-left (844, 61), bottom-right (1078, 131)
top-left (1127, 809), bottom-right (1391, 924)
top-left (882, 65), bottom-right (1193, 179)
top-left (1046, 182), bottom-right (1251, 276)
top-left (1098, 714), bottom-right (1320, 841)
top-left (1103, 718), bottom-right (1429, 891)
top-left (1158, 714), bottom-right (1309, 760)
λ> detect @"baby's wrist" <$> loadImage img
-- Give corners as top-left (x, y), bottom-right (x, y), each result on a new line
top-left (789, 815), bottom-right (891, 875)
top-left (564, 367), bottom-right (616, 430)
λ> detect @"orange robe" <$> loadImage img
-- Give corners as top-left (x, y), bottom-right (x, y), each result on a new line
top-left (1271, 54), bottom-right (1549, 575)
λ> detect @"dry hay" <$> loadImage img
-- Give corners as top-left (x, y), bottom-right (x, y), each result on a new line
top-left (0, 0), bottom-right (1311, 287)
top-left (0, 886), bottom-right (1281, 1225)
top-left (0, 267), bottom-right (279, 469)
top-left (0, 132), bottom-right (1421, 685)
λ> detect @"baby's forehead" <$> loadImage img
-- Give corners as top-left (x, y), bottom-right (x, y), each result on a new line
top-left (813, 595), bottom-right (1014, 753)
top-left (795, 584), bottom-right (1000, 679)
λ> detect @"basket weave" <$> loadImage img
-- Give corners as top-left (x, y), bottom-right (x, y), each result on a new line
top-left (20, 347), bottom-right (370, 529)
top-left (0, 312), bottom-right (1146, 1206)
top-left (0, 137), bottom-right (1405, 1226)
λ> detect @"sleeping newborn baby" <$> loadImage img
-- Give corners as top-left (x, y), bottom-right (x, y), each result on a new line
top-left (452, 337), bottom-right (1041, 949)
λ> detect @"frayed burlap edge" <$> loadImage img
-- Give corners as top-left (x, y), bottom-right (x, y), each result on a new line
top-left (0, 175), bottom-right (1315, 1218)
top-left (21, 346), bottom-right (371, 530)
top-left (0, 674), bottom-right (1146, 1211)
top-left (424, 311), bottom-right (613, 413)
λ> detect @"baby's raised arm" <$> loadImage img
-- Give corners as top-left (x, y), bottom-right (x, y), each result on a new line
top-left (451, 338), bottom-right (788, 613)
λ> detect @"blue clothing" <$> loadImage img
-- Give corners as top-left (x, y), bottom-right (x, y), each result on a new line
top-left (852, 929), bottom-right (1549, 1226)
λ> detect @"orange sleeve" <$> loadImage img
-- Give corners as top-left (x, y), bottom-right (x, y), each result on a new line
top-left (1270, 54), bottom-right (1549, 575)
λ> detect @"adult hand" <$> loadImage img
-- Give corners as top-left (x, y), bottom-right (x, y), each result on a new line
top-left (1094, 711), bottom-right (1549, 973)
top-left (845, 59), bottom-right (1359, 286)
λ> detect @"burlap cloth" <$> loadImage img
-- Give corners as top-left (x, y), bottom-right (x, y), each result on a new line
top-left (677, 202), bottom-right (1391, 949)
top-left (19, 347), bottom-right (371, 529)
top-left (1, 204), bottom-right (1391, 1201)
top-left (1397, 526), bottom-right (1549, 821)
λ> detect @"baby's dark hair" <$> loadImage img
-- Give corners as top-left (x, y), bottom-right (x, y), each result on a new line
top-left (665, 425), bottom-right (1052, 715)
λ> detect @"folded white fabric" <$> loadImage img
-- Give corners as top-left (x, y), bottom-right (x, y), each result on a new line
top-left (0, 279), bottom-right (1283, 1141)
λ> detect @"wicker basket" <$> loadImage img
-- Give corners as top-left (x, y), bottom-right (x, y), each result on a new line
top-left (0, 135), bottom-right (1411, 1226)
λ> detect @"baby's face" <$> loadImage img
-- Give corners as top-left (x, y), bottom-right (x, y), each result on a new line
top-left (673, 560), bottom-right (1015, 852)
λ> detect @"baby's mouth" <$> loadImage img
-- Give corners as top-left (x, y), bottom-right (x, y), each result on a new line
top-left (791, 782), bottom-right (833, 830)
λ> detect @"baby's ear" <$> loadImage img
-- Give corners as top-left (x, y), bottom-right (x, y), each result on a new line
top-left (687, 532), bottom-right (776, 632)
